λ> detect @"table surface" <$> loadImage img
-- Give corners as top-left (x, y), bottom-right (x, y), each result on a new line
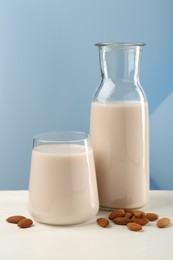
top-left (0, 190), bottom-right (172, 260)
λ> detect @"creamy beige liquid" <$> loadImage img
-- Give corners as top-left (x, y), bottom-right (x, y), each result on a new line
top-left (28, 144), bottom-right (99, 225)
top-left (90, 101), bottom-right (149, 209)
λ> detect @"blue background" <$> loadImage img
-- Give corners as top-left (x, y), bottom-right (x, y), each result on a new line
top-left (0, 0), bottom-right (173, 190)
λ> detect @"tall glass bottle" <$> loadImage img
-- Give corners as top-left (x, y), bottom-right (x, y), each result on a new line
top-left (90, 43), bottom-right (149, 210)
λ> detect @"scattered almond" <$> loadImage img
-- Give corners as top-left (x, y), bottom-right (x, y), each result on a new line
top-left (6, 216), bottom-right (26, 224)
top-left (105, 208), bottom-right (171, 232)
top-left (97, 218), bottom-right (109, 228)
top-left (125, 212), bottom-right (133, 219)
top-left (133, 210), bottom-right (145, 218)
top-left (127, 223), bottom-right (142, 232)
top-left (145, 213), bottom-right (159, 221)
top-left (113, 216), bottom-right (133, 225)
top-left (108, 209), bottom-right (125, 220)
top-left (156, 218), bottom-right (171, 228)
top-left (133, 217), bottom-right (149, 226)
top-left (18, 218), bottom-right (33, 228)
top-left (124, 209), bottom-right (134, 215)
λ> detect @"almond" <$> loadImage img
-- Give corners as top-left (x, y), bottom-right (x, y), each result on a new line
top-left (133, 210), bottom-right (145, 218)
top-left (97, 218), bottom-right (109, 228)
top-left (18, 218), bottom-right (33, 228)
top-left (133, 217), bottom-right (149, 226)
top-left (127, 222), bottom-right (142, 231)
top-left (156, 218), bottom-right (171, 228)
top-left (108, 209), bottom-right (125, 220)
top-left (6, 215), bottom-right (26, 224)
top-left (124, 209), bottom-right (134, 215)
top-left (125, 212), bottom-right (133, 219)
top-left (145, 213), bottom-right (159, 221)
top-left (113, 216), bottom-right (133, 225)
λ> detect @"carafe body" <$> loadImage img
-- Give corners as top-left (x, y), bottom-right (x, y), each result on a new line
top-left (90, 43), bottom-right (149, 209)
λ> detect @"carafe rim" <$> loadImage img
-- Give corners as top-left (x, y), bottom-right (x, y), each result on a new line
top-left (95, 42), bottom-right (145, 47)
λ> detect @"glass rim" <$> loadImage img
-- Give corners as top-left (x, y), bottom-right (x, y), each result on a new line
top-left (33, 131), bottom-right (88, 144)
top-left (95, 42), bottom-right (146, 47)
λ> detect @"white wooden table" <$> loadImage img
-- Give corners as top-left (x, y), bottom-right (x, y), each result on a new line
top-left (0, 190), bottom-right (172, 260)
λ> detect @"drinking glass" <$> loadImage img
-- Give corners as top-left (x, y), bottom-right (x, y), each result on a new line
top-left (28, 131), bottom-right (99, 225)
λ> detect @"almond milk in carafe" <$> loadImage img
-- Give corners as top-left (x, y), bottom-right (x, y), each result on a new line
top-left (90, 43), bottom-right (149, 210)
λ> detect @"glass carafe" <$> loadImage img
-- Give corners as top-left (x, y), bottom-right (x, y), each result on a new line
top-left (90, 43), bottom-right (149, 210)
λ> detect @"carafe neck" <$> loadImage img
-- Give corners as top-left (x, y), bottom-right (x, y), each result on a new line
top-left (97, 43), bottom-right (144, 84)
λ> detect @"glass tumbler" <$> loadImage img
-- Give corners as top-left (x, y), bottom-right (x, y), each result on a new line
top-left (28, 131), bottom-right (99, 225)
